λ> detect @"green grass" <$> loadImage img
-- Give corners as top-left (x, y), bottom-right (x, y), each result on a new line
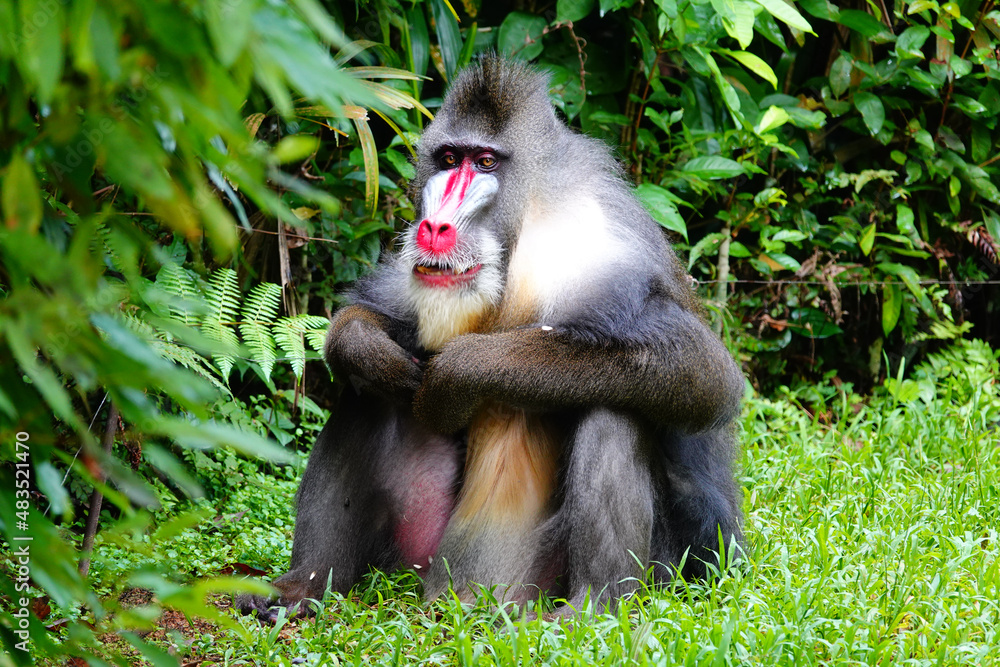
top-left (101, 340), bottom-right (1000, 665)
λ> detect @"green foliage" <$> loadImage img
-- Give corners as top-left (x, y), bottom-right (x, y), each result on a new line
top-left (2, 0), bottom-right (999, 663)
top-left (0, 0), bottom-right (363, 662)
top-left (149, 264), bottom-right (331, 386)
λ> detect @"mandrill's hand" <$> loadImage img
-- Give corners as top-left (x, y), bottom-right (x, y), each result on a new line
top-left (325, 305), bottom-right (424, 403)
top-left (413, 334), bottom-right (490, 434)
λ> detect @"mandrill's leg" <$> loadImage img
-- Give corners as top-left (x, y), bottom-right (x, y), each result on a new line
top-left (650, 427), bottom-right (744, 582)
top-left (235, 390), bottom-right (460, 623)
top-left (541, 408), bottom-right (655, 617)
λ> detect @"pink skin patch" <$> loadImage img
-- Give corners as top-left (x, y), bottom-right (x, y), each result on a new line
top-left (412, 154), bottom-right (498, 288)
top-left (393, 442), bottom-right (459, 573)
top-left (415, 160), bottom-right (475, 256)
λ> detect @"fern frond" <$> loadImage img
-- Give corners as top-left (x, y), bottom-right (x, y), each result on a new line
top-left (151, 339), bottom-right (230, 394)
top-left (156, 262), bottom-right (202, 326)
top-left (298, 315), bottom-right (331, 353)
top-left (117, 311), bottom-right (230, 394)
top-left (201, 268), bottom-right (241, 378)
top-left (119, 311), bottom-right (158, 340)
top-left (273, 317), bottom-right (307, 379)
top-left (240, 282), bottom-right (282, 380)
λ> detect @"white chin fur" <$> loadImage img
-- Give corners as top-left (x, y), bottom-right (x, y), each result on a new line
top-left (409, 264), bottom-right (503, 351)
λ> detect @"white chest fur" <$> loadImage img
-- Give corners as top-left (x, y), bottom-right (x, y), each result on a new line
top-left (504, 197), bottom-right (627, 321)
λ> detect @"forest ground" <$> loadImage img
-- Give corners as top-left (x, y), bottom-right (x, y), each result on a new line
top-left (83, 341), bottom-right (1000, 666)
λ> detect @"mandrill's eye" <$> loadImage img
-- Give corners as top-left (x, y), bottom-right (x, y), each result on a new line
top-left (477, 155), bottom-right (498, 171)
top-left (440, 152), bottom-right (458, 168)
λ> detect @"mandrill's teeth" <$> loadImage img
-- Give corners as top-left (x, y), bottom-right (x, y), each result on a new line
top-left (415, 264), bottom-right (463, 276)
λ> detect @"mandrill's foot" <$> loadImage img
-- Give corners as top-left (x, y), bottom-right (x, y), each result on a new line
top-left (234, 569), bottom-right (333, 624)
top-left (234, 593), bottom-right (316, 625)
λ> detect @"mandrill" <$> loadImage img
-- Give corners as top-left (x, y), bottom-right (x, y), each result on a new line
top-left (237, 56), bottom-right (745, 622)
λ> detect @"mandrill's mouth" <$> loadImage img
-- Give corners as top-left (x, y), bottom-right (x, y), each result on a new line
top-left (413, 261), bottom-right (482, 288)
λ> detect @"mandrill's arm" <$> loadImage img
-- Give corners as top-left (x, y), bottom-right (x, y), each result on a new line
top-left (413, 302), bottom-right (744, 434)
top-left (325, 305), bottom-right (423, 403)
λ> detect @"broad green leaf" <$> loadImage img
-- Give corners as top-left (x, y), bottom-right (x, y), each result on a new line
top-left (588, 111), bottom-right (631, 126)
top-left (837, 9), bottom-right (892, 39)
top-left (753, 0), bottom-right (814, 33)
top-left (632, 15), bottom-right (657, 71)
top-left (772, 229), bottom-right (808, 242)
top-left (456, 21), bottom-right (478, 72)
top-left (729, 241), bottom-right (752, 257)
top-left (756, 105), bottom-right (790, 133)
top-left (798, 0), bottom-right (839, 20)
top-left (854, 91), bottom-right (885, 135)
top-left (683, 156), bottom-right (747, 179)
top-left (195, 183), bottom-right (239, 258)
top-left (498, 12), bottom-right (547, 60)
top-left (711, 0), bottom-right (755, 48)
top-left (688, 232), bottom-right (726, 270)
top-left (882, 282), bottom-right (902, 334)
top-left (2, 153), bottom-right (43, 232)
top-left (385, 148), bottom-right (416, 180)
top-left (694, 47), bottom-right (743, 121)
top-left (151, 509), bottom-right (213, 544)
top-left (950, 95), bottom-right (985, 116)
top-left (407, 6), bottom-right (430, 81)
top-left (877, 232), bottom-right (914, 247)
top-left (635, 183), bottom-right (688, 240)
top-left (251, 8), bottom-right (370, 115)
top-left (695, 47), bottom-right (745, 125)
top-left (896, 204), bottom-right (916, 237)
top-left (859, 222), bottom-right (876, 255)
top-left (157, 417), bottom-right (294, 464)
top-left (272, 135), bottom-right (321, 164)
top-left (653, 0), bottom-right (678, 19)
top-left (289, 0), bottom-right (348, 46)
top-left (791, 308), bottom-right (843, 338)
top-left (5, 322), bottom-right (85, 433)
top-left (829, 54), bottom-right (852, 97)
top-left (18, 0), bottom-right (65, 104)
top-left (730, 0), bottom-right (757, 48)
top-left (938, 127), bottom-right (965, 153)
top-left (907, 0), bottom-right (936, 13)
top-left (89, 5), bottom-right (121, 80)
top-left (430, 0), bottom-right (462, 79)
top-left (352, 116), bottom-right (379, 217)
top-left (878, 262), bottom-right (934, 315)
top-left (35, 461), bottom-right (71, 517)
top-left (895, 25), bottom-right (930, 59)
top-left (557, 0), bottom-right (597, 22)
top-left (549, 65), bottom-right (586, 121)
top-left (143, 445), bottom-right (203, 498)
top-left (762, 252), bottom-right (802, 271)
top-left (723, 49), bottom-right (778, 88)
top-left (985, 210), bottom-right (1000, 245)
top-left (206, 0), bottom-right (252, 66)
top-left (784, 107), bottom-right (827, 129)
top-left (754, 11), bottom-right (788, 50)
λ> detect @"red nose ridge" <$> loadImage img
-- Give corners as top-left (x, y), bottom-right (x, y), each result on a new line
top-left (416, 220), bottom-right (457, 255)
